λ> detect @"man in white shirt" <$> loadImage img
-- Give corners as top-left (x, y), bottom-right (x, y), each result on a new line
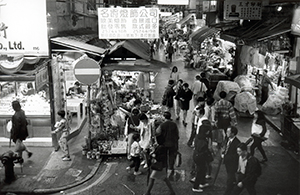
top-left (191, 75), bottom-right (207, 107)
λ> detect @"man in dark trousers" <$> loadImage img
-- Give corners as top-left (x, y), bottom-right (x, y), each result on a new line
top-left (156, 111), bottom-right (179, 175)
top-left (231, 143), bottom-right (261, 195)
top-left (222, 126), bottom-right (241, 195)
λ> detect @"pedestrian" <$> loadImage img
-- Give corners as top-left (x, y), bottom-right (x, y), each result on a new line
top-left (231, 143), bottom-right (262, 195)
top-left (250, 110), bottom-right (269, 163)
top-left (51, 110), bottom-right (71, 161)
top-left (187, 97), bottom-right (206, 147)
top-left (222, 126), bottom-right (241, 195)
top-left (191, 124), bottom-right (211, 193)
top-left (177, 82), bottom-right (193, 127)
top-left (259, 69), bottom-right (274, 105)
top-left (174, 79), bottom-right (183, 120)
top-left (10, 100), bottom-right (33, 164)
top-left (125, 108), bottom-right (141, 159)
top-left (161, 80), bottom-right (176, 112)
top-left (138, 113), bottom-right (154, 169)
top-left (200, 72), bottom-right (211, 98)
top-left (214, 91), bottom-right (237, 135)
top-left (166, 40), bottom-right (175, 62)
top-left (143, 144), bottom-right (176, 195)
top-left (156, 111), bottom-right (179, 176)
top-left (169, 66), bottom-right (180, 84)
top-left (150, 41), bottom-right (155, 59)
top-left (126, 133), bottom-right (142, 175)
top-left (191, 75), bottom-right (207, 107)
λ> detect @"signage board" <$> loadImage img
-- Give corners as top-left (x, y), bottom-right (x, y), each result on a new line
top-left (0, 0), bottom-right (49, 56)
top-left (157, 0), bottom-right (189, 5)
top-left (98, 8), bottom-right (159, 39)
top-left (224, 0), bottom-right (262, 20)
top-left (203, 1), bottom-right (217, 12)
top-left (291, 7), bottom-right (300, 36)
top-left (74, 58), bottom-right (100, 85)
top-left (35, 66), bottom-right (48, 91)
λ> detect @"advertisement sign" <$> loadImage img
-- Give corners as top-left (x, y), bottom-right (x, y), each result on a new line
top-left (0, 0), bottom-right (49, 56)
top-left (291, 7), bottom-right (300, 36)
top-left (98, 8), bottom-right (159, 39)
top-left (224, 0), bottom-right (262, 20)
top-left (157, 0), bottom-right (189, 5)
top-left (203, 1), bottom-right (217, 12)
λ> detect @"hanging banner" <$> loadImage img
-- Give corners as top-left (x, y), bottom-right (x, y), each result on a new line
top-left (0, 0), bottom-right (49, 56)
top-left (98, 7), bottom-right (159, 39)
top-left (157, 0), bottom-right (189, 5)
top-left (224, 0), bottom-right (262, 20)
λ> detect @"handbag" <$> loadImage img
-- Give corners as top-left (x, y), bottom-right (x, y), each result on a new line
top-left (175, 152), bottom-right (182, 167)
top-left (150, 160), bottom-right (163, 171)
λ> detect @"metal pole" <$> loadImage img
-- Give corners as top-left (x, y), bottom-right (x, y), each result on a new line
top-left (87, 84), bottom-right (92, 150)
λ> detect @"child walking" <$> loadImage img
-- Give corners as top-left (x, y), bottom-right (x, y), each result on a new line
top-left (126, 133), bottom-right (142, 175)
top-left (51, 110), bottom-right (71, 161)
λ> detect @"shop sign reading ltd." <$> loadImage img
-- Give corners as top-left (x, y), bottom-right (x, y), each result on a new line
top-left (98, 7), bottom-right (159, 39)
top-left (0, 0), bottom-right (49, 56)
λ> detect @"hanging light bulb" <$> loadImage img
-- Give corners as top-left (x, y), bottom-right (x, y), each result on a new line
top-left (276, 5), bottom-right (282, 12)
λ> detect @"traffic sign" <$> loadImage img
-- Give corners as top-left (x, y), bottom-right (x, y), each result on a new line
top-left (73, 58), bottom-right (100, 84)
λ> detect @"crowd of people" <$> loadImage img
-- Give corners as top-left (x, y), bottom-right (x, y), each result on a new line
top-left (120, 65), bottom-right (267, 195)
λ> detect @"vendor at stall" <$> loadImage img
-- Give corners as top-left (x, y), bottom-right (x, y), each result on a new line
top-left (67, 81), bottom-right (85, 96)
top-left (260, 69), bottom-right (274, 105)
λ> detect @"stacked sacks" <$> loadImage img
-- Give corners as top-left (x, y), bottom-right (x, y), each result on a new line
top-left (234, 91), bottom-right (257, 115)
top-left (262, 86), bottom-right (289, 115)
top-left (213, 80), bottom-right (241, 102)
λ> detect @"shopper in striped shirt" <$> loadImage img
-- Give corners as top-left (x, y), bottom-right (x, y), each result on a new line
top-left (214, 91), bottom-right (237, 135)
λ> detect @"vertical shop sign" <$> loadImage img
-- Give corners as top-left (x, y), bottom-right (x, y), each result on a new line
top-left (98, 8), bottom-right (159, 39)
top-left (224, 0), bottom-right (262, 20)
top-left (0, 0), bottom-right (49, 56)
top-left (35, 66), bottom-right (48, 91)
top-left (291, 7), bottom-right (300, 36)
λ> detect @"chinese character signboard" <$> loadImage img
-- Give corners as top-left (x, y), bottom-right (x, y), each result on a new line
top-left (291, 7), bottom-right (300, 36)
top-left (224, 0), bottom-right (262, 20)
top-left (157, 0), bottom-right (189, 5)
top-left (0, 0), bottom-right (49, 56)
top-left (98, 8), bottom-right (159, 39)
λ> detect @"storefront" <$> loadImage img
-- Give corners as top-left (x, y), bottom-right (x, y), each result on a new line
top-left (0, 58), bottom-right (52, 139)
top-left (50, 36), bottom-right (108, 136)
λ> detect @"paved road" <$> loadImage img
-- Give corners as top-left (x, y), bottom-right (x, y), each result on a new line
top-left (58, 47), bottom-right (299, 195)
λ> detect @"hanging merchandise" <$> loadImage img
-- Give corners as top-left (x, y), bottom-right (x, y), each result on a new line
top-left (240, 45), bottom-right (253, 65)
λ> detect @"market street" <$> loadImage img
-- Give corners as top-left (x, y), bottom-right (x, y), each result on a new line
top-left (54, 50), bottom-right (299, 195)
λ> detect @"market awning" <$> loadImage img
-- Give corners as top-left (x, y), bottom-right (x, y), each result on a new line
top-left (177, 14), bottom-right (195, 27)
top-left (108, 39), bottom-right (151, 61)
top-left (220, 17), bottom-right (292, 44)
top-left (102, 59), bottom-right (168, 72)
top-left (189, 26), bottom-right (219, 48)
top-left (285, 74), bottom-right (300, 88)
top-left (51, 37), bottom-right (106, 56)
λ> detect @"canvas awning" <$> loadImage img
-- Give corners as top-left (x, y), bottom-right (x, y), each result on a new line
top-left (51, 37), bottom-right (106, 56)
top-left (189, 26), bottom-right (219, 48)
top-left (220, 18), bottom-right (292, 44)
top-left (102, 59), bottom-right (168, 72)
top-left (108, 39), bottom-right (151, 61)
top-left (177, 14), bottom-right (195, 27)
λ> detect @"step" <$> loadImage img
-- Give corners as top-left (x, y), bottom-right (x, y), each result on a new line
top-left (0, 137), bottom-right (52, 147)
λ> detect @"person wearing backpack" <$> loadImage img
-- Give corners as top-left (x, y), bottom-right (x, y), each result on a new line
top-left (231, 143), bottom-right (262, 195)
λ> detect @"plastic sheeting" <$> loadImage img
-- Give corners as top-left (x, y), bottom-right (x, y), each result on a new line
top-left (213, 81), bottom-right (241, 101)
top-left (234, 75), bottom-right (254, 91)
top-left (234, 91), bottom-right (257, 115)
